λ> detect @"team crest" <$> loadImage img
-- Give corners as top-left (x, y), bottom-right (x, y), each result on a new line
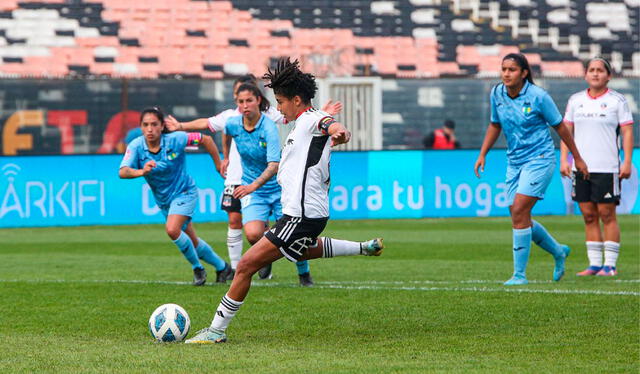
top-left (600, 103), bottom-right (607, 109)
top-left (167, 152), bottom-right (178, 160)
top-left (259, 141), bottom-right (267, 148)
top-left (522, 102), bottom-right (532, 115)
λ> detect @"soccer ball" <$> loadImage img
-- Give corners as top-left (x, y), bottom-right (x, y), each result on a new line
top-left (148, 303), bottom-right (191, 342)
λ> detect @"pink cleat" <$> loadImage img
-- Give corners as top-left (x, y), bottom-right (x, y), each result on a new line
top-left (596, 266), bottom-right (618, 277)
top-left (576, 266), bottom-right (602, 276)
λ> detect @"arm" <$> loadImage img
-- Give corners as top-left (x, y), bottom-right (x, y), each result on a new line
top-left (119, 161), bottom-right (156, 179)
top-left (553, 122), bottom-right (589, 179)
top-left (220, 133), bottom-right (231, 178)
top-left (233, 162), bottom-right (279, 199)
top-left (474, 123), bottom-right (501, 178)
top-left (200, 134), bottom-right (222, 174)
top-left (559, 121), bottom-right (573, 177)
top-left (620, 125), bottom-right (634, 179)
top-left (165, 115), bottom-right (210, 132)
top-left (328, 121), bottom-right (351, 146)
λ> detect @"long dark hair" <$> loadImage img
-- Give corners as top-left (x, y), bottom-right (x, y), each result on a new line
top-left (234, 73), bottom-right (258, 87)
top-left (235, 83), bottom-right (270, 112)
top-left (502, 53), bottom-right (534, 84)
top-left (140, 106), bottom-right (168, 133)
top-left (263, 57), bottom-right (317, 104)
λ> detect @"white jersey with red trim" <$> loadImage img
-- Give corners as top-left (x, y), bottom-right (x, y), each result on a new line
top-left (208, 106), bottom-right (285, 186)
top-left (564, 89), bottom-right (633, 173)
top-left (278, 108), bottom-right (335, 219)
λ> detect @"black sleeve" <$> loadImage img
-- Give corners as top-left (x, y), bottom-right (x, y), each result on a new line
top-left (423, 132), bottom-right (435, 148)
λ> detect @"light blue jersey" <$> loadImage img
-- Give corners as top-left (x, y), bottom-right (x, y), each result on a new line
top-left (120, 131), bottom-right (196, 208)
top-left (490, 80), bottom-right (563, 165)
top-left (225, 114), bottom-right (281, 197)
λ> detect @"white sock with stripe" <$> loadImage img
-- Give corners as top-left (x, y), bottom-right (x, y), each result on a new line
top-left (321, 237), bottom-right (361, 257)
top-left (227, 227), bottom-right (243, 270)
top-left (210, 294), bottom-right (243, 332)
top-left (603, 241), bottom-right (620, 268)
top-left (586, 241), bottom-right (604, 267)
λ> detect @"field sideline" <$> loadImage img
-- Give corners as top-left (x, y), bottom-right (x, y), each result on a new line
top-left (1, 216), bottom-right (638, 373)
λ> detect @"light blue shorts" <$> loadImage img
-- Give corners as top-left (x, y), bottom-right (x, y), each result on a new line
top-left (240, 192), bottom-right (282, 225)
top-left (506, 156), bottom-right (556, 206)
top-left (160, 188), bottom-right (198, 230)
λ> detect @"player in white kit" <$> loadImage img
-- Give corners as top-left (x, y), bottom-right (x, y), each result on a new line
top-left (185, 58), bottom-right (384, 344)
top-left (560, 57), bottom-right (634, 277)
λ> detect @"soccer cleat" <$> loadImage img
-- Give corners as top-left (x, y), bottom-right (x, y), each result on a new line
top-left (552, 245), bottom-right (571, 282)
top-left (216, 263), bottom-right (233, 283)
top-left (258, 264), bottom-right (273, 280)
top-left (361, 238), bottom-right (384, 256)
top-left (193, 267), bottom-right (207, 286)
top-left (184, 328), bottom-right (227, 344)
top-left (576, 266), bottom-right (602, 276)
top-left (298, 272), bottom-right (314, 287)
top-left (504, 274), bottom-right (528, 286)
top-left (596, 266), bottom-right (618, 277)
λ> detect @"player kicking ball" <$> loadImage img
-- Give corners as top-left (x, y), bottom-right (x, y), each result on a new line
top-left (186, 58), bottom-right (383, 344)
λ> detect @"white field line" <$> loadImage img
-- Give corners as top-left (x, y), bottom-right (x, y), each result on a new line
top-left (0, 278), bottom-right (638, 296)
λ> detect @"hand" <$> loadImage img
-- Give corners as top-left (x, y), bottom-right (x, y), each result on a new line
top-left (220, 159), bottom-right (229, 179)
top-left (331, 128), bottom-right (351, 146)
top-left (233, 183), bottom-right (257, 199)
top-left (574, 157), bottom-right (589, 180)
top-left (474, 156), bottom-right (485, 178)
top-left (141, 160), bottom-right (156, 176)
top-left (560, 160), bottom-right (572, 177)
top-left (164, 115), bottom-right (181, 132)
top-left (322, 99), bottom-right (343, 116)
top-left (620, 162), bottom-right (632, 179)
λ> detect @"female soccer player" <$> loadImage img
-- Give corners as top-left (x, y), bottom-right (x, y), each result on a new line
top-left (119, 107), bottom-right (232, 286)
top-left (560, 57), bottom-right (634, 277)
top-left (185, 58), bottom-right (383, 344)
top-left (474, 53), bottom-right (589, 286)
top-left (165, 75), bottom-right (342, 284)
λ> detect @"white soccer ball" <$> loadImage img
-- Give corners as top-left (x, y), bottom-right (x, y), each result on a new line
top-left (148, 303), bottom-right (191, 342)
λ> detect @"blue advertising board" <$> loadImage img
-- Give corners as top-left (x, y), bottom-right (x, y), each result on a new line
top-left (1, 150), bottom-right (638, 228)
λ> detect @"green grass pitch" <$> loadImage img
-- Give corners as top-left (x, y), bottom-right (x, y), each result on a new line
top-left (1, 216), bottom-right (638, 373)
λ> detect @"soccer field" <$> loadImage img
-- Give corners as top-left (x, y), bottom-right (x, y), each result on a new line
top-left (1, 216), bottom-right (638, 373)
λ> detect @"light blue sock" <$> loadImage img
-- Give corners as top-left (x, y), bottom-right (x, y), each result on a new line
top-left (531, 220), bottom-right (563, 257)
top-left (295, 260), bottom-right (310, 275)
top-left (195, 237), bottom-right (226, 271)
top-left (173, 231), bottom-right (203, 270)
top-left (512, 227), bottom-right (532, 278)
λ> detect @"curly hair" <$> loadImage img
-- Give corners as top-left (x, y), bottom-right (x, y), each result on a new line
top-left (263, 57), bottom-right (317, 104)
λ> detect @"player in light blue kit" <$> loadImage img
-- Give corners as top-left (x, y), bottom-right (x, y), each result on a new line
top-left (474, 53), bottom-right (589, 286)
top-left (119, 107), bottom-right (233, 286)
top-left (223, 83), bottom-right (314, 286)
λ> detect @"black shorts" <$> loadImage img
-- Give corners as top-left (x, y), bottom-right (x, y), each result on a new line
top-left (572, 172), bottom-right (620, 204)
top-left (265, 215), bottom-right (328, 262)
top-left (220, 185), bottom-right (242, 213)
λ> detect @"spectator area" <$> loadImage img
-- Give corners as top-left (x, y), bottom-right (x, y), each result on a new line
top-left (0, 0), bottom-right (637, 78)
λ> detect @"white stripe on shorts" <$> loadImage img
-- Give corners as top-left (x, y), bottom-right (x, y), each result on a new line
top-left (613, 173), bottom-right (619, 196)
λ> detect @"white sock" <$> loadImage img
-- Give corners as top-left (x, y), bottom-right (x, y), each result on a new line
top-left (603, 241), bottom-right (620, 267)
top-left (321, 237), bottom-right (361, 257)
top-left (586, 241), bottom-right (604, 267)
top-left (227, 228), bottom-right (243, 270)
top-left (210, 293), bottom-right (243, 332)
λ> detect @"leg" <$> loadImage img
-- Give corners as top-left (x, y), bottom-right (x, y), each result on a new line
top-left (226, 211), bottom-right (244, 270)
top-left (597, 203), bottom-right (620, 276)
top-left (166, 214), bottom-right (206, 286)
top-left (504, 194), bottom-right (537, 285)
top-left (576, 202), bottom-right (604, 275)
top-left (185, 236), bottom-right (283, 344)
top-left (184, 222), bottom-right (230, 281)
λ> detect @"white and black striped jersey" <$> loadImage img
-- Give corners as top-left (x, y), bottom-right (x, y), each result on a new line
top-left (278, 107), bottom-right (336, 219)
top-left (209, 106), bottom-right (285, 186)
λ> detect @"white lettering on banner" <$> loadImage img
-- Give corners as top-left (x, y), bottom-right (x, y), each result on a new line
top-left (0, 180), bottom-right (106, 219)
top-left (394, 181), bottom-right (424, 210)
top-left (393, 181), bottom-right (404, 210)
top-left (434, 177), bottom-right (509, 216)
top-left (198, 188), bottom-right (216, 213)
top-left (331, 185), bottom-right (385, 212)
top-left (142, 184), bottom-right (160, 215)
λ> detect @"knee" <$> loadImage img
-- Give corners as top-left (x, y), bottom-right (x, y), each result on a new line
top-left (598, 210), bottom-right (616, 224)
top-left (228, 215), bottom-right (242, 229)
top-left (235, 259), bottom-right (258, 279)
top-left (166, 226), bottom-right (181, 241)
top-left (245, 230), bottom-right (262, 245)
top-left (510, 207), bottom-right (530, 227)
top-left (582, 211), bottom-right (598, 225)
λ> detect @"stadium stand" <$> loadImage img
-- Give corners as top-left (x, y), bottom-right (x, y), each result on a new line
top-left (0, 0), bottom-right (637, 78)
